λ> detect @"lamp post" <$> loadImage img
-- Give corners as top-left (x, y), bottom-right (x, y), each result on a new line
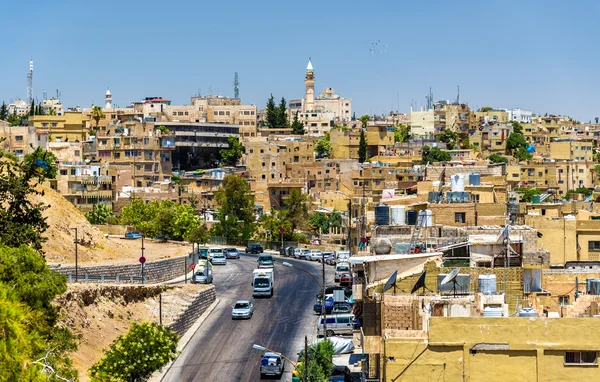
top-left (280, 227), bottom-right (284, 255)
top-left (282, 261), bottom-right (328, 339)
top-left (70, 228), bottom-right (78, 282)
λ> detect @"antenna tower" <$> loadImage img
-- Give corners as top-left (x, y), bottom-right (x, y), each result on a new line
top-left (455, 85), bottom-right (460, 105)
top-left (233, 72), bottom-right (240, 99)
top-left (43, 89), bottom-right (47, 101)
top-left (56, 88), bottom-right (61, 100)
top-left (27, 60), bottom-right (33, 103)
top-left (425, 87), bottom-right (433, 110)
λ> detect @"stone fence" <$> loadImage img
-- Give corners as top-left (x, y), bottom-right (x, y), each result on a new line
top-left (169, 286), bottom-right (216, 336)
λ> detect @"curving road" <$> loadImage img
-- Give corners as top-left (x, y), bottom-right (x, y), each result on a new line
top-left (163, 252), bottom-right (332, 381)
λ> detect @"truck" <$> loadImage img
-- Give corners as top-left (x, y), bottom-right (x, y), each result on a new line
top-left (252, 269), bottom-right (274, 297)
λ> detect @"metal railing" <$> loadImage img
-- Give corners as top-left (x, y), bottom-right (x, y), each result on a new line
top-left (67, 274), bottom-right (147, 284)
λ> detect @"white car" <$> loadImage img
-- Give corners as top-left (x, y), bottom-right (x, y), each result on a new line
top-left (208, 248), bottom-right (223, 261)
top-left (231, 300), bottom-right (254, 319)
top-left (308, 249), bottom-right (323, 261)
top-left (211, 253), bottom-right (227, 265)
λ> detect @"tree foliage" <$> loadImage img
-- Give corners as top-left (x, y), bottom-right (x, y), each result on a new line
top-left (91, 105), bottom-right (104, 129)
top-left (566, 187), bottom-right (593, 200)
top-left (510, 120), bottom-right (524, 134)
top-left (439, 129), bottom-right (458, 150)
top-left (265, 95), bottom-right (278, 128)
top-left (7, 110), bottom-right (22, 126)
top-left (359, 115), bottom-right (370, 129)
top-left (86, 203), bottom-right (113, 225)
top-left (421, 146), bottom-right (451, 164)
top-left (90, 322), bottom-right (179, 382)
top-left (310, 210), bottom-right (342, 235)
top-left (284, 189), bottom-right (311, 233)
top-left (185, 222), bottom-right (210, 246)
top-left (291, 111), bottom-right (305, 135)
top-left (276, 97), bottom-right (289, 128)
top-left (219, 136), bottom-right (245, 166)
top-left (393, 124), bottom-right (410, 143)
top-left (514, 146), bottom-right (533, 161)
top-left (506, 132), bottom-right (528, 152)
top-left (479, 106), bottom-right (493, 112)
top-left (487, 153), bottom-right (508, 164)
top-left (0, 102), bottom-right (7, 120)
top-left (314, 132), bottom-right (331, 158)
top-left (296, 339), bottom-right (335, 382)
top-left (212, 175), bottom-right (256, 240)
top-left (358, 129), bottom-right (368, 163)
top-left (515, 187), bottom-right (541, 202)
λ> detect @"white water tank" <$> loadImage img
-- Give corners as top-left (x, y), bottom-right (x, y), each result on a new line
top-left (483, 307), bottom-right (504, 317)
top-left (418, 209), bottom-right (433, 227)
top-left (450, 174), bottom-right (465, 192)
top-left (478, 274), bottom-right (497, 294)
top-left (519, 308), bottom-right (537, 317)
top-left (390, 206), bottom-right (406, 225)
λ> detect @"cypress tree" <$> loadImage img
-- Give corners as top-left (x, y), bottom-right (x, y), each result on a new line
top-left (0, 102), bottom-right (7, 120)
top-left (276, 97), bottom-right (288, 128)
top-left (358, 129), bottom-right (368, 163)
top-left (291, 111), bottom-right (304, 135)
top-left (265, 94), bottom-right (277, 128)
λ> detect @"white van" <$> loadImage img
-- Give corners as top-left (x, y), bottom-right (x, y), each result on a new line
top-left (336, 251), bottom-right (351, 263)
top-left (335, 262), bottom-right (351, 282)
top-left (317, 314), bottom-right (355, 337)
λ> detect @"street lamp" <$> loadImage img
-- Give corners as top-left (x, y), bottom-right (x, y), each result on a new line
top-left (70, 227), bottom-right (78, 282)
top-left (282, 261), bottom-right (328, 339)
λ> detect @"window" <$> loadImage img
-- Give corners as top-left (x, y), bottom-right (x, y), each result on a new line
top-left (15, 135), bottom-right (23, 141)
top-left (337, 317), bottom-right (351, 324)
top-left (588, 241), bottom-right (600, 251)
top-left (512, 174), bottom-right (519, 178)
top-left (60, 169), bottom-right (67, 176)
top-left (559, 295), bottom-right (570, 306)
top-left (455, 212), bottom-right (466, 223)
top-left (564, 351), bottom-right (597, 365)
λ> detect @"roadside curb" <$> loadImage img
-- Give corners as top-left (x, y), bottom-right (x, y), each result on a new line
top-left (150, 298), bottom-right (220, 382)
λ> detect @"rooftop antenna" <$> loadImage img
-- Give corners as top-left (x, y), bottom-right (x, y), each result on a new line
top-left (455, 85), bottom-right (460, 105)
top-left (56, 88), bottom-right (61, 100)
top-left (27, 60), bottom-right (33, 103)
top-left (410, 271), bottom-right (430, 294)
top-left (382, 270), bottom-right (398, 295)
top-left (233, 72), bottom-right (240, 99)
top-left (441, 267), bottom-right (461, 297)
top-left (43, 89), bottom-right (47, 101)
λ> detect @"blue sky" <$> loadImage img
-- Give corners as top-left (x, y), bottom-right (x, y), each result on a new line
top-left (2, 0), bottom-right (599, 121)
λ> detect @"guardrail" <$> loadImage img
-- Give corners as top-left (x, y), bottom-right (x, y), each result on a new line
top-left (67, 274), bottom-right (147, 284)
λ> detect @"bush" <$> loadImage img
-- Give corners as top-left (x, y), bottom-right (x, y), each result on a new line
top-left (90, 322), bottom-right (179, 381)
top-left (487, 153), bottom-right (508, 164)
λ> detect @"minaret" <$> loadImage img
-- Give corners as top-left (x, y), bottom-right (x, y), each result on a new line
top-left (304, 58), bottom-right (315, 112)
top-left (105, 89), bottom-right (112, 109)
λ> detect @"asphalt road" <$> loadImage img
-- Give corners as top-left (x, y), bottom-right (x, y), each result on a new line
top-left (163, 252), bottom-right (334, 382)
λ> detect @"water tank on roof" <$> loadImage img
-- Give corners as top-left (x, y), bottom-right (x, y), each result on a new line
top-left (469, 173), bottom-right (481, 186)
top-left (390, 206), bottom-right (406, 225)
top-left (478, 274), bottom-right (497, 294)
top-left (407, 210), bottom-right (418, 226)
top-left (519, 308), bottom-right (537, 317)
top-left (451, 174), bottom-right (465, 192)
top-left (418, 209), bottom-right (433, 227)
top-left (483, 307), bottom-right (504, 317)
top-left (375, 204), bottom-right (390, 226)
top-left (532, 195), bottom-right (541, 204)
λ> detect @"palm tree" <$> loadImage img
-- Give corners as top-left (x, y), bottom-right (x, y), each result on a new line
top-left (48, 108), bottom-right (57, 116)
top-left (91, 105), bottom-right (104, 131)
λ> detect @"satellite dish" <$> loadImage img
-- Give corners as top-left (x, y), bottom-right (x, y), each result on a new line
top-left (441, 267), bottom-right (460, 286)
top-left (382, 270), bottom-right (398, 294)
top-left (411, 271), bottom-right (427, 294)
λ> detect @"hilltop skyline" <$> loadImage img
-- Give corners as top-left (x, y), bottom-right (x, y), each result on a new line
top-left (1, 0), bottom-right (599, 121)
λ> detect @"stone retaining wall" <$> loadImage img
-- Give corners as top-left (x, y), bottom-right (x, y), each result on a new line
top-left (49, 254), bottom-right (191, 283)
top-left (169, 286), bottom-right (216, 336)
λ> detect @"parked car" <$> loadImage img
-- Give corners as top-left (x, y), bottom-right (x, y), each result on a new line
top-left (339, 272), bottom-right (353, 286)
top-left (191, 260), bottom-right (213, 284)
top-left (301, 248), bottom-right (311, 260)
top-left (124, 231), bottom-right (142, 239)
top-left (285, 246), bottom-right (296, 257)
top-left (307, 249), bottom-right (322, 261)
top-left (317, 314), bottom-right (355, 337)
top-left (260, 352), bottom-right (284, 379)
top-left (319, 252), bottom-right (334, 264)
top-left (331, 304), bottom-right (353, 314)
top-left (329, 366), bottom-right (352, 382)
top-left (320, 286), bottom-right (352, 299)
top-left (336, 251), bottom-right (351, 263)
top-left (293, 248), bottom-right (303, 259)
top-left (257, 254), bottom-right (274, 268)
top-left (313, 295), bottom-right (352, 314)
top-left (225, 247), bottom-right (240, 259)
top-left (154, 234), bottom-right (169, 242)
top-left (199, 247), bottom-right (209, 259)
top-left (231, 300), bottom-right (254, 319)
top-left (334, 263), bottom-right (351, 282)
top-left (246, 243), bottom-right (264, 254)
top-left (208, 248), bottom-right (223, 261)
top-left (211, 253), bottom-right (227, 265)
top-left (326, 253), bottom-right (336, 265)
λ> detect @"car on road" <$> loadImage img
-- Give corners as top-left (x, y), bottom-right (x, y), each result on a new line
top-left (338, 272), bottom-right (353, 286)
top-left (260, 352), bottom-right (285, 379)
top-left (211, 253), bottom-right (227, 265)
top-left (246, 243), bottom-right (264, 254)
top-left (257, 254), bottom-right (274, 268)
top-left (199, 247), bottom-right (209, 259)
top-left (334, 263), bottom-right (351, 282)
top-left (225, 247), bottom-right (240, 259)
top-left (231, 300), bottom-right (254, 319)
top-left (319, 252), bottom-right (334, 264)
top-left (336, 251), bottom-right (351, 263)
top-left (320, 286), bottom-right (352, 299)
top-left (308, 249), bottom-right (323, 261)
top-left (313, 295), bottom-right (352, 314)
top-left (124, 231), bottom-right (142, 239)
top-left (208, 248), bottom-right (223, 261)
top-left (317, 313), bottom-right (355, 337)
top-left (191, 260), bottom-right (213, 284)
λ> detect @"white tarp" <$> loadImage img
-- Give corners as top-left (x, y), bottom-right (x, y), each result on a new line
top-left (311, 337), bottom-right (355, 355)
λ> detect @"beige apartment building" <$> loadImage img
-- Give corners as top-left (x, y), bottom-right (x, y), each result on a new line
top-left (409, 109), bottom-right (434, 139)
top-left (330, 126), bottom-right (395, 160)
top-left (0, 124), bottom-right (48, 158)
top-left (48, 162), bottom-right (113, 213)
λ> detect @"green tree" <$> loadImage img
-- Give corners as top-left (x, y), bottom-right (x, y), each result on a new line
top-left (276, 97), bottom-right (289, 128)
top-left (47, 107), bottom-right (57, 116)
top-left (421, 146), bottom-right (451, 164)
top-left (479, 106), bottom-right (493, 112)
top-left (265, 94), bottom-right (278, 128)
top-left (291, 111), bottom-right (305, 135)
top-left (212, 175), bottom-right (256, 240)
top-left (393, 124), bottom-right (410, 143)
top-left (0, 102), bottom-right (7, 120)
top-left (359, 115), bottom-right (370, 129)
top-left (515, 187), bottom-right (541, 202)
top-left (310, 212), bottom-right (330, 234)
top-left (439, 129), bottom-right (458, 150)
top-left (510, 120), bottom-right (524, 134)
top-left (506, 132), bottom-right (528, 152)
top-left (514, 147), bottom-right (533, 161)
top-left (91, 105), bottom-right (104, 130)
top-left (121, 199), bottom-right (160, 235)
top-left (296, 339), bottom-right (335, 382)
top-left (156, 125), bottom-right (170, 134)
top-left (90, 322), bottom-right (179, 382)
top-left (220, 136), bottom-right (245, 166)
top-left (86, 203), bottom-right (113, 224)
top-left (283, 189), bottom-right (311, 233)
top-left (314, 132), bottom-right (331, 157)
top-left (358, 129), bottom-right (368, 162)
top-left (487, 153), bottom-right (508, 164)
top-left (185, 221), bottom-right (210, 246)
top-left (460, 137), bottom-right (474, 149)
top-left (29, 100), bottom-right (35, 116)
top-left (8, 110), bottom-right (21, 126)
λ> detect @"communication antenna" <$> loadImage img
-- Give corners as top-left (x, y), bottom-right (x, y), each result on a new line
top-left (382, 270), bottom-right (398, 295)
top-left (454, 85), bottom-right (460, 105)
top-left (233, 72), bottom-right (240, 99)
top-left (27, 60), bottom-right (33, 103)
top-left (410, 271), bottom-right (429, 294)
top-left (441, 267), bottom-right (461, 297)
top-left (43, 89), bottom-right (47, 101)
top-left (56, 88), bottom-right (61, 100)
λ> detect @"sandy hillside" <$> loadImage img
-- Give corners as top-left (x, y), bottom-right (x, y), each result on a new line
top-left (32, 186), bottom-right (190, 265)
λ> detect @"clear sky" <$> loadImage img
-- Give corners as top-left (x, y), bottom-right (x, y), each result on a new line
top-left (2, 0), bottom-right (599, 121)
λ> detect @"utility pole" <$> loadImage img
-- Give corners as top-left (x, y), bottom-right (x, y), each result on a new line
top-left (71, 228), bottom-right (78, 282)
top-left (322, 256), bottom-right (327, 339)
top-left (159, 293), bottom-right (162, 326)
top-left (304, 335), bottom-right (309, 382)
top-left (141, 235), bottom-right (145, 284)
top-left (347, 199), bottom-right (352, 253)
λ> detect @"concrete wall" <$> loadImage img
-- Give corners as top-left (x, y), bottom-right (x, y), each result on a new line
top-left (169, 286), bottom-right (216, 336)
top-left (50, 254), bottom-right (192, 283)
